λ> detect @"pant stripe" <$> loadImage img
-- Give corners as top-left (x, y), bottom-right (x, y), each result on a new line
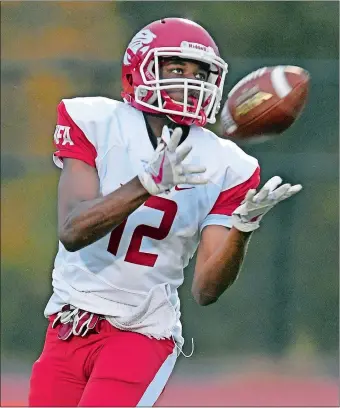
top-left (137, 348), bottom-right (177, 407)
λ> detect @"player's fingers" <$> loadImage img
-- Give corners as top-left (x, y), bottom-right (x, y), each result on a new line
top-left (176, 143), bottom-right (192, 163)
top-left (160, 125), bottom-right (171, 145)
top-left (262, 176), bottom-right (283, 192)
top-left (167, 127), bottom-right (183, 152)
top-left (244, 189), bottom-right (257, 202)
top-left (279, 184), bottom-right (303, 201)
top-left (181, 164), bottom-right (207, 175)
top-left (180, 174), bottom-right (209, 185)
top-left (254, 176), bottom-right (282, 203)
top-left (268, 183), bottom-right (291, 201)
top-left (253, 187), bottom-right (269, 203)
top-left (155, 142), bottom-right (165, 153)
top-left (289, 184), bottom-right (303, 194)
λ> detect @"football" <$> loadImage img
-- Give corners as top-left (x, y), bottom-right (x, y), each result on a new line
top-left (220, 65), bottom-right (310, 142)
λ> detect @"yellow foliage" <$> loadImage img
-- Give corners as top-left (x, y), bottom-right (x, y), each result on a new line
top-left (23, 73), bottom-right (75, 156)
top-left (1, 172), bottom-right (59, 276)
top-left (2, 2), bottom-right (124, 60)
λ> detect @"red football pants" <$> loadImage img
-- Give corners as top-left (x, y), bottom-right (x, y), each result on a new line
top-left (29, 319), bottom-right (176, 407)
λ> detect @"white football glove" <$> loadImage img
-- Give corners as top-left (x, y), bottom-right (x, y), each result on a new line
top-left (232, 176), bottom-right (303, 232)
top-left (138, 126), bottom-right (208, 195)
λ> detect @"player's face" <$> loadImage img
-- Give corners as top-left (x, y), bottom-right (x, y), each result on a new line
top-left (160, 59), bottom-right (209, 105)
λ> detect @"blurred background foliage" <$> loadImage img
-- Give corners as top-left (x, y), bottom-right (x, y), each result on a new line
top-left (1, 1), bottom-right (338, 373)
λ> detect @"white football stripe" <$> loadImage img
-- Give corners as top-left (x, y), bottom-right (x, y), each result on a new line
top-left (271, 66), bottom-right (292, 98)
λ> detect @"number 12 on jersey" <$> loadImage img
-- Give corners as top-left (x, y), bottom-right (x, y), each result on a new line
top-left (107, 196), bottom-right (178, 267)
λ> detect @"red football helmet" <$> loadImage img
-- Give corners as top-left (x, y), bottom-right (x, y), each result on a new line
top-left (121, 18), bottom-right (228, 126)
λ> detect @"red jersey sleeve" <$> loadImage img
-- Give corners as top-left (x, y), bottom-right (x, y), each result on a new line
top-left (209, 167), bottom-right (261, 216)
top-left (53, 101), bottom-right (97, 168)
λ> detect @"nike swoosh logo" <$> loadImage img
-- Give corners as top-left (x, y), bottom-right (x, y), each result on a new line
top-left (151, 153), bottom-right (165, 184)
top-left (175, 185), bottom-right (194, 191)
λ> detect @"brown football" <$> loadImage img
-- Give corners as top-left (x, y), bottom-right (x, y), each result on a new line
top-left (220, 65), bottom-right (310, 142)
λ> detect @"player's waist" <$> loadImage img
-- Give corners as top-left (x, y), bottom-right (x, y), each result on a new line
top-left (45, 285), bottom-right (180, 342)
top-left (45, 271), bottom-right (180, 332)
top-left (48, 305), bottom-right (178, 348)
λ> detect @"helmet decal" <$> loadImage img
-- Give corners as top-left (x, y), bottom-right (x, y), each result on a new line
top-left (123, 29), bottom-right (157, 66)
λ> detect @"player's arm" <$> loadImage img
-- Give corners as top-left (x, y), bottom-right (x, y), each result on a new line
top-left (192, 173), bottom-right (302, 306)
top-left (55, 100), bottom-right (206, 252)
top-left (58, 159), bottom-right (150, 252)
top-left (55, 100), bottom-right (150, 252)
top-left (58, 130), bottom-right (207, 252)
top-left (192, 225), bottom-right (252, 306)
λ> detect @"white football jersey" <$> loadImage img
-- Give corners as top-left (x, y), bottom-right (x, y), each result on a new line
top-left (46, 97), bottom-right (260, 348)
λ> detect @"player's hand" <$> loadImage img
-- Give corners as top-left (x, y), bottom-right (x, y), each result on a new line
top-left (138, 126), bottom-right (208, 195)
top-left (232, 176), bottom-right (302, 232)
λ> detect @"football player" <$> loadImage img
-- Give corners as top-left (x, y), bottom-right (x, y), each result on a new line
top-left (29, 18), bottom-right (302, 407)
